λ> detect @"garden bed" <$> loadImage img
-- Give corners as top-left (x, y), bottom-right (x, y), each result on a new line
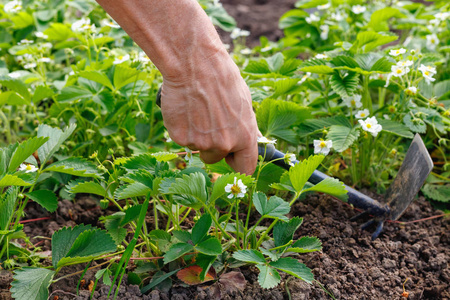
top-left (1, 193), bottom-right (448, 300)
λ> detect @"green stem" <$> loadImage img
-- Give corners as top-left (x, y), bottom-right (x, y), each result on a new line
top-left (235, 198), bottom-right (241, 249)
top-left (256, 219), bottom-right (278, 248)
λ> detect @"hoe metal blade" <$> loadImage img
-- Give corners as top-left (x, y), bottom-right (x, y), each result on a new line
top-left (385, 133), bottom-right (433, 221)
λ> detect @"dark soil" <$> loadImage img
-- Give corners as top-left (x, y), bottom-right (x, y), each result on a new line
top-left (1, 192), bottom-right (449, 300)
top-left (219, 0), bottom-right (297, 47)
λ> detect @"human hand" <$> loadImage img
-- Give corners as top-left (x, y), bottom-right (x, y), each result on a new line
top-left (160, 49), bottom-right (259, 175)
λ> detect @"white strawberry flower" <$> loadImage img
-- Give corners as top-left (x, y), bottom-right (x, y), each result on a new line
top-left (38, 57), bottom-right (52, 63)
top-left (351, 5), bottom-right (366, 14)
top-left (184, 147), bottom-right (194, 165)
top-left (391, 65), bottom-right (410, 77)
top-left (257, 136), bottom-right (276, 145)
top-left (305, 14), bottom-right (320, 24)
top-left (23, 62), bottom-right (37, 69)
top-left (113, 54), bottom-right (130, 65)
top-left (331, 11), bottom-right (345, 21)
top-left (298, 72), bottom-right (311, 84)
top-left (19, 164), bottom-right (38, 173)
top-left (284, 153), bottom-right (296, 167)
top-left (314, 139), bottom-right (333, 155)
top-left (315, 53), bottom-right (328, 59)
top-left (35, 32), bottom-right (48, 39)
top-left (418, 64), bottom-right (436, 84)
top-left (225, 177), bottom-right (247, 199)
top-left (230, 28), bottom-right (250, 39)
top-left (426, 34), bottom-right (439, 51)
top-left (8, 71), bottom-right (21, 78)
top-left (317, 2), bottom-right (331, 10)
top-left (240, 48), bottom-right (252, 55)
top-left (342, 94), bottom-right (363, 108)
top-left (4, 0), bottom-right (22, 13)
top-left (101, 19), bottom-right (121, 29)
top-left (435, 12), bottom-right (450, 21)
top-left (137, 52), bottom-right (150, 63)
top-left (355, 109), bottom-right (370, 119)
top-left (389, 48), bottom-right (407, 57)
top-left (397, 60), bottom-right (413, 68)
top-left (358, 117), bottom-right (382, 137)
top-left (405, 86), bottom-right (417, 96)
top-left (18, 39), bottom-right (33, 45)
top-left (320, 25), bottom-right (329, 40)
top-left (72, 18), bottom-right (95, 33)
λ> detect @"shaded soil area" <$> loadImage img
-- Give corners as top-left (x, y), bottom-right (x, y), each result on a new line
top-left (1, 193), bottom-right (449, 300)
top-left (219, 0), bottom-right (297, 47)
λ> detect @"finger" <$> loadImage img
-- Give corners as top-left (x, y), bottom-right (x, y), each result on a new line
top-left (199, 149), bottom-right (228, 165)
top-left (225, 143), bottom-right (258, 175)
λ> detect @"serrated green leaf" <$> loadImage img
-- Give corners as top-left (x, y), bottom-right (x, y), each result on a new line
top-left (257, 98), bottom-right (311, 144)
top-left (330, 71), bottom-right (359, 98)
top-left (370, 56), bottom-right (395, 73)
top-left (295, 0), bottom-right (327, 9)
top-left (233, 250), bottom-right (266, 264)
top-left (52, 224), bottom-right (93, 269)
top-left (273, 217), bottom-right (303, 248)
top-left (78, 71), bottom-right (114, 90)
top-left (151, 152), bottom-right (178, 162)
top-left (43, 23), bottom-right (74, 41)
top-left (25, 190), bottom-right (58, 213)
top-left (422, 183), bottom-right (450, 202)
top-left (122, 153), bottom-right (158, 173)
top-left (57, 86), bottom-right (93, 103)
top-left (253, 192), bottom-right (290, 220)
top-left (244, 60), bottom-right (271, 74)
top-left (11, 267), bottom-right (55, 300)
top-left (120, 204), bottom-right (143, 226)
top-left (299, 115), bottom-right (352, 136)
top-left (44, 157), bottom-right (100, 178)
top-left (165, 172), bottom-right (207, 209)
top-left (63, 229), bottom-right (116, 260)
top-left (104, 217), bottom-right (127, 245)
top-left (0, 174), bottom-right (33, 187)
top-left (269, 257), bottom-right (314, 284)
top-left (434, 80), bottom-right (450, 99)
top-left (0, 186), bottom-right (18, 230)
top-left (163, 243), bottom-right (194, 264)
top-left (192, 214), bottom-right (212, 245)
top-left (352, 32), bottom-right (398, 53)
top-left (265, 53), bottom-right (284, 73)
top-left (403, 114), bottom-right (426, 133)
top-left (303, 177), bottom-right (348, 198)
top-left (196, 253), bottom-right (217, 281)
top-left (68, 181), bottom-right (107, 197)
top-left (0, 91), bottom-right (28, 106)
top-left (300, 65), bottom-right (334, 74)
top-left (141, 269), bottom-right (179, 294)
top-left (256, 265), bottom-right (280, 289)
top-left (289, 236), bottom-right (322, 253)
top-left (8, 137), bottom-right (48, 173)
top-left (195, 237), bottom-right (222, 256)
top-left (115, 182), bottom-right (151, 200)
top-left (367, 7), bottom-right (405, 32)
top-left (326, 125), bottom-right (360, 152)
top-left (0, 76), bottom-right (31, 102)
top-left (289, 155), bottom-right (324, 193)
top-left (114, 65), bottom-right (146, 90)
top-left (99, 124), bottom-right (118, 136)
top-left (32, 86), bottom-right (54, 103)
top-left (379, 119), bottom-right (414, 138)
top-left (331, 56), bottom-right (360, 69)
top-left (37, 124), bottom-right (76, 165)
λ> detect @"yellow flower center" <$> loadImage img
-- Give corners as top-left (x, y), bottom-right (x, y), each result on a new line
top-left (26, 165), bottom-right (33, 170)
top-left (396, 50), bottom-right (400, 54)
top-left (431, 39), bottom-right (435, 43)
top-left (396, 69), bottom-right (402, 74)
top-left (424, 71), bottom-right (430, 76)
top-left (361, 113), bottom-right (366, 117)
top-left (118, 56), bottom-right (123, 60)
top-left (366, 124), bottom-right (372, 128)
top-left (351, 100), bottom-right (356, 105)
top-left (320, 141), bottom-right (327, 148)
top-left (230, 184), bottom-right (241, 195)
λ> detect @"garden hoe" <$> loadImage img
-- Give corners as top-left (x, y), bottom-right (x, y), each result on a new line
top-left (156, 88), bottom-right (433, 240)
top-left (258, 134), bottom-right (433, 240)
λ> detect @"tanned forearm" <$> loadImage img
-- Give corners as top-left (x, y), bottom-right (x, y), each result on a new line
top-left (95, 0), bottom-right (225, 81)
